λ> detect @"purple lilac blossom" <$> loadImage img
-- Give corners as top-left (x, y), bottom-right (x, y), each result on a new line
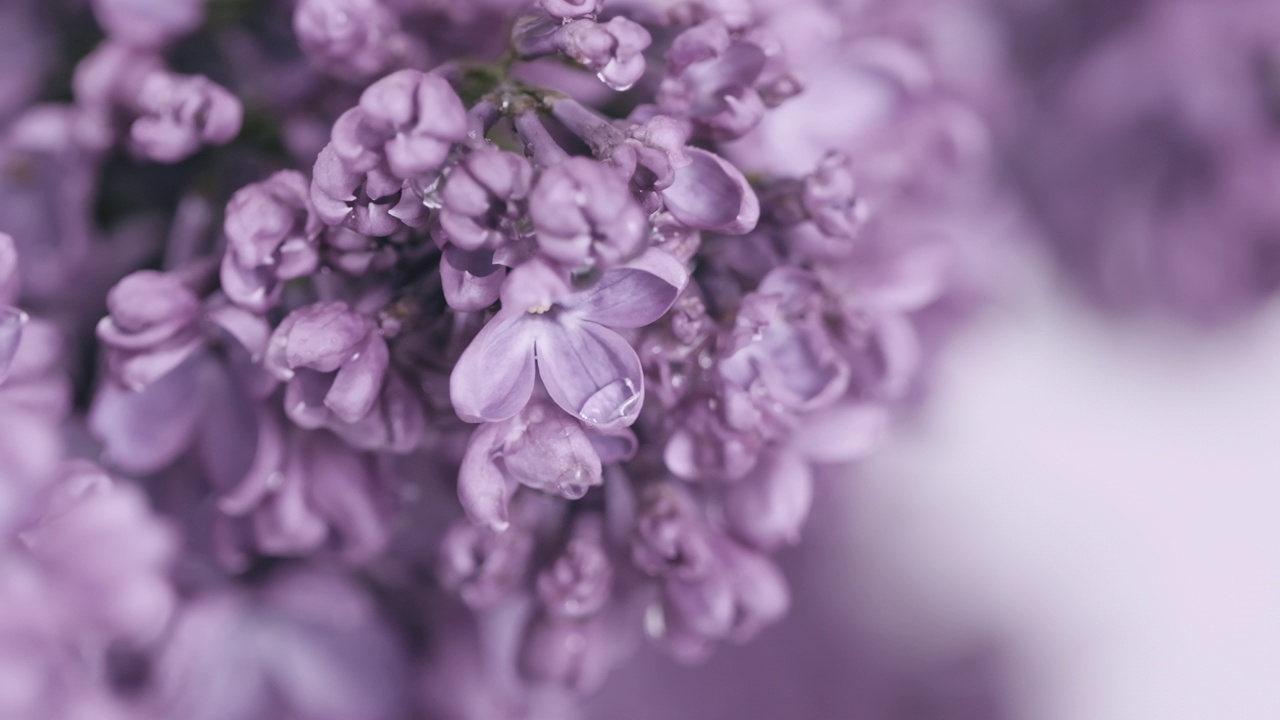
top-left (0, 0), bottom-right (994, 716)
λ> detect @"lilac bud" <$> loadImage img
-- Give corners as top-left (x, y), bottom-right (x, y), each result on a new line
top-left (91, 0), bottom-right (205, 49)
top-left (528, 156), bottom-right (648, 268)
top-left (554, 17), bottom-right (653, 91)
top-left (536, 514), bottom-right (613, 618)
top-left (129, 71), bottom-right (243, 163)
top-left (719, 267), bottom-right (849, 412)
top-left (440, 245), bottom-right (505, 312)
top-left (334, 70), bottom-right (468, 180)
top-left (97, 270), bottom-right (204, 390)
top-left (518, 613), bottom-right (613, 693)
top-left (659, 21), bottom-right (770, 139)
top-left (293, 0), bottom-right (404, 82)
top-left (538, 0), bottom-right (604, 19)
top-left (631, 481), bottom-right (715, 578)
top-left (501, 403), bottom-right (604, 500)
top-left (221, 170), bottom-right (322, 312)
top-left (438, 518), bottom-right (534, 608)
top-left (311, 143), bottom-right (428, 235)
top-left (438, 148), bottom-right (534, 251)
top-left (268, 301), bottom-right (391, 426)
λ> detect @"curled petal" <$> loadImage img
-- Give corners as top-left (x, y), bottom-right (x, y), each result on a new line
top-left (325, 333), bottom-right (389, 423)
top-left (662, 147), bottom-right (759, 234)
top-left (0, 308), bottom-right (26, 382)
top-left (89, 356), bottom-right (209, 475)
top-left (561, 248), bottom-right (688, 328)
top-left (536, 318), bottom-right (643, 430)
top-left (458, 422), bottom-right (514, 531)
top-left (450, 310), bottom-right (537, 423)
top-left (440, 246), bottom-right (504, 312)
top-left (0, 232), bottom-right (18, 305)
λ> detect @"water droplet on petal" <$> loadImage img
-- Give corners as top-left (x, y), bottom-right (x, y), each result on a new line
top-left (577, 377), bottom-right (640, 426)
top-left (597, 71), bottom-right (636, 92)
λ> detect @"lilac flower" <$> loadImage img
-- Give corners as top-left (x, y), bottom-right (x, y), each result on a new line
top-left (718, 267), bottom-right (850, 414)
top-left (457, 401), bottom-right (608, 529)
top-left (0, 233), bottom-right (24, 382)
top-left (550, 99), bottom-right (761, 232)
top-left (438, 516), bottom-right (535, 608)
top-left (538, 0), bottom-right (604, 19)
top-left (653, 535), bottom-right (789, 662)
top-left (528, 156), bottom-right (649, 268)
top-left (437, 147), bottom-right (534, 251)
top-left (220, 171), bottom-right (323, 312)
top-left (216, 420), bottom-right (395, 564)
top-left (658, 19), bottom-right (771, 139)
top-left (293, 0), bottom-right (408, 82)
top-left (536, 514), bottom-right (613, 618)
top-left (450, 250), bottom-right (687, 429)
top-left (311, 143), bottom-right (430, 235)
top-left (96, 270), bottom-right (205, 391)
top-left (553, 17), bottom-right (653, 91)
top-left (331, 69), bottom-right (468, 180)
top-left (265, 301), bottom-right (392, 431)
top-left (129, 71), bottom-right (243, 163)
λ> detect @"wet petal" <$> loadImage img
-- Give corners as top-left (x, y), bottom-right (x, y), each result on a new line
top-left (561, 249), bottom-right (688, 328)
top-left (536, 318), bottom-right (643, 430)
top-left (450, 310), bottom-right (537, 423)
top-left (662, 147), bottom-right (759, 234)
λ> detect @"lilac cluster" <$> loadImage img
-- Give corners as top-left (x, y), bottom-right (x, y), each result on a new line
top-left (0, 0), bottom-right (986, 717)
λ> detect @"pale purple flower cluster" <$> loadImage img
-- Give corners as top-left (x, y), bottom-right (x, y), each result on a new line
top-left (0, 0), bottom-right (986, 717)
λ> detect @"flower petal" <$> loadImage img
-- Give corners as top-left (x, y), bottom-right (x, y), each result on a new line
top-left (661, 147), bottom-right (759, 234)
top-left (325, 333), bottom-right (389, 423)
top-left (450, 310), bottom-right (537, 423)
top-left (457, 421), bottom-right (514, 531)
top-left (0, 307), bottom-right (26, 382)
top-left (721, 447), bottom-right (812, 551)
top-left (89, 354), bottom-right (210, 475)
top-left (561, 248), bottom-right (688, 328)
top-left (536, 318), bottom-right (643, 430)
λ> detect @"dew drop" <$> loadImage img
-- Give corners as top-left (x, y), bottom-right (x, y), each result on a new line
top-left (577, 377), bottom-right (640, 425)
top-left (596, 71), bottom-right (637, 92)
